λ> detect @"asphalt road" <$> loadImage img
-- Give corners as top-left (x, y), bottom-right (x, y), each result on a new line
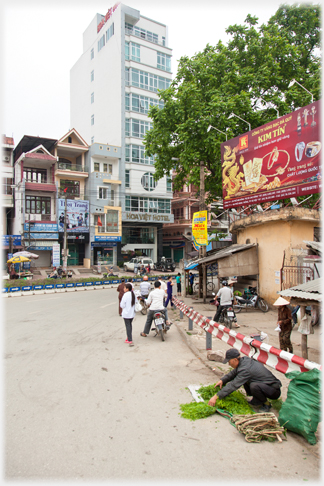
top-left (4, 289), bottom-right (321, 482)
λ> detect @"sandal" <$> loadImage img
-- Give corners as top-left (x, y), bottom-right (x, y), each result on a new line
top-left (140, 332), bottom-right (147, 337)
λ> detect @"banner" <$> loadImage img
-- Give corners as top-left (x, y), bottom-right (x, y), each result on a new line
top-left (57, 199), bottom-right (89, 233)
top-left (221, 100), bottom-right (321, 209)
top-left (192, 211), bottom-right (208, 246)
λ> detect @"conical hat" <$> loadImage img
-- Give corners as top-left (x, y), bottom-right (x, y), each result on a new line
top-left (273, 296), bottom-right (290, 306)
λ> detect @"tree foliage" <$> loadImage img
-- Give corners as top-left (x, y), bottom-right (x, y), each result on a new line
top-left (144, 4), bottom-right (321, 201)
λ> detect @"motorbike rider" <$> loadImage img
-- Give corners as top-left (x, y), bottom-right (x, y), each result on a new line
top-left (140, 275), bottom-right (151, 298)
top-left (213, 280), bottom-right (233, 322)
top-left (140, 280), bottom-right (171, 337)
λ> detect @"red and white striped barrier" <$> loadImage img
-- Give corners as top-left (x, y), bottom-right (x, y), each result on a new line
top-left (172, 297), bottom-right (321, 374)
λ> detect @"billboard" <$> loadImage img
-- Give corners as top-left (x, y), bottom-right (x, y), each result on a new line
top-left (192, 210), bottom-right (208, 246)
top-left (57, 199), bottom-right (89, 233)
top-left (221, 100), bottom-right (321, 209)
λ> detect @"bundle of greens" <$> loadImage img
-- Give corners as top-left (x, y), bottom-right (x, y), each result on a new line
top-left (231, 413), bottom-right (287, 442)
top-left (179, 384), bottom-right (254, 421)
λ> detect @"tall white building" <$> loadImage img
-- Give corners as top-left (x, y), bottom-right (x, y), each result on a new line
top-left (70, 3), bottom-right (174, 263)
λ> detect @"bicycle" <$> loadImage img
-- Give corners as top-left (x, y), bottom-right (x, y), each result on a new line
top-left (193, 279), bottom-right (216, 293)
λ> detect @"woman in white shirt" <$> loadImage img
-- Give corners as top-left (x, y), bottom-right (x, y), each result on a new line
top-left (120, 283), bottom-right (136, 346)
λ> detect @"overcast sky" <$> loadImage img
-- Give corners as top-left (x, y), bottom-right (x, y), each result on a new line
top-left (1, 0), bottom-right (312, 146)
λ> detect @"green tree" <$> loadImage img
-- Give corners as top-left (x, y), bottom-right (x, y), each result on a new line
top-left (144, 4), bottom-right (321, 201)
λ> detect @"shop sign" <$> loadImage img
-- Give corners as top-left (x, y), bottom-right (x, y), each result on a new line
top-left (24, 232), bottom-right (59, 239)
top-left (94, 236), bottom-right (121, 241)
top-left (192, 211), bottom-right (208, 246)
top-left (91, 242), bottom-right (117, 247)
top-left (52, 243), bottom-right (60, 266)
top-left (2, 235), bottom-right (22, 246)
top-left (122, 212), bottom-right (174, 223)
top-left (57, 199), bottom-right (89, 233)
top-left (222, 100), bottom-right (321, 209)
top-left (32, 247), bottom-right (53, 251)
top-left (97, 2), bottom-right (119, 32)
top-left (24, 223), bottom-right (58, 232)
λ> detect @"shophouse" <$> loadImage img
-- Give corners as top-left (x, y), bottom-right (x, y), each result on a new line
top-left (12, 136), bottom-right (59, 267)
top-left (70, 3), bottom-right (173, 262)
top-left (162, 181), bottom-right (211, 263)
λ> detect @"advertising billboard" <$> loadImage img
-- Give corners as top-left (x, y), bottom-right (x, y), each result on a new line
top-left (57, 199), bottom-right (89, 233)
top-left (221, 100), bottom-right (321, 209)
top-left (192, 210), bottom-right (208, 246)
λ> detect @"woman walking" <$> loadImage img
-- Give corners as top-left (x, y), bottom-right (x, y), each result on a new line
top-left (273, 296), bottom-right (293, 353)
top-left (120, 283), bottom-right (136, 346)
top-left (117, 278), bottom-right (126, 316)
top-left (164, 275), bottom-right (174, 308)
top-left (176, 272), bottom-right (181, 296)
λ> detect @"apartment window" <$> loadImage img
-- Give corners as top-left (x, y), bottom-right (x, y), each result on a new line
top-left (94, 162), bottom-right (100, 172)
top-left (3, 178), bottom-right (13, 195)
top-left (108, 164), bottom-right (112, 174)
top-left (106, 209), bottom-right (119, 233)
top-left (125, 118), bottom-right (153, 139)
top-left (167, 176), bottom-right (172, 192)
top-left (98, 187), bottom-right (108, 199)
top-left (125, 92), bottom-right (130, 111)
top-left (125, 196), bottom-right (170, 213)
top-left (91, 70), bottom-right (94, 82)
top-left (157, 52), bottom-right (171, 72)
top-left (125, 41), bottom-right (129, 60)
top-left (91, 114), bottom-right (94, 125)
top-left (162, 36), bottom-right (166, 47)
top-left (141, 172), bottom-right (157, 191)
top-left (91, 92), bottom-right (94, 104)
top-left (125, 144), bottom-right (155, 165)
top-left (106, 23), bottom-right (114, 42)
top-left (125, 170), bottom-right (130, 188)
top-left (98, 35), bottom-right (105, 52)
top-left (91, 48), bottom-right (94, 60)
top-left (91, 137), bottom-right (94, 144)
top-left (23, 167), bottom-right (47, 183)
top-left (25, 195), bottom-right (51, 214)
top-left (126, 67), bottom-right (171, 93)
top-left (60, 180), bottom-right (80, 196)
top-left (125, 22), bottom-right (158, 44)
top-left (130, 42), bottom-right (140, 62)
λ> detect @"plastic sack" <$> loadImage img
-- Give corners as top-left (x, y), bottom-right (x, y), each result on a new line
top-left (278, 369), bottom-right (321, 445)
top-left (298, 314), bottom-right (314, 335)
top-left (135, 300), bottom-right (143, 312)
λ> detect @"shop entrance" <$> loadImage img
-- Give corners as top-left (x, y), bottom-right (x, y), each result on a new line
top-left (173, 248), bottom-right (184, 262)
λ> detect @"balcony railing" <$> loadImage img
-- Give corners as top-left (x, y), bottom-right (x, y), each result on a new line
top-left (125, 26), bottom-right (165, 46)
top-left (57, 162), bottom-right (89, 172)
top-left (25, 213), bottom-right (57, 223)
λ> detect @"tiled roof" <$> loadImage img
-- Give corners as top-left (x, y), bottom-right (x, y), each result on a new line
top-left (24, 152), bottom-right (56, 161)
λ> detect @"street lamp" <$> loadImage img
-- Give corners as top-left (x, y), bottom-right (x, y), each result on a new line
top-left (207, 124), bottom-right (227, 141)
top-left (288, 79), bottom-right (314, 103)
top-left (258, 98), bottom-right (279, 118)
top-left (228, 113), bottom-right (251, 132)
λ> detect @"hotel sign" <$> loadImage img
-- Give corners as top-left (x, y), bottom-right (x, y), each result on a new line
top-left (122, 212), bottom-right (174, 223)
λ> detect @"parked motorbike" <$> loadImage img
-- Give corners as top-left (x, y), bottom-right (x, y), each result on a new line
top-left (211, 294), bottom-right (237, 329)
top-left (234, 286), bottom-right (269, 313)
top-left (152, 310), bottom-right (169, 341)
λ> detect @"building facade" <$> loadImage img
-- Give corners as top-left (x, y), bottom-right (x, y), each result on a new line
top-left (70, 3), bottom-right (174, 263)
top-left (2, 135), bottom-right (15, 236)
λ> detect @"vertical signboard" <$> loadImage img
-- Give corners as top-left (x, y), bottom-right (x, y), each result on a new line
top-left (52, 243), bottom-right (61, 266)
top-left (192, 211), bottom-right (208, 246)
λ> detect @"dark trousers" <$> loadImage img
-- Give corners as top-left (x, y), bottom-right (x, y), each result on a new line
top-left (124, 318), bottom-right (134, 342)
top-left (244, 382), bottom-right (281, 405)
top-left (214, 304), bottom-right (230, 322)
top-left (165, 293), bottom-right (173, 307)
top-left (279, 329), bottom-right (293, 353)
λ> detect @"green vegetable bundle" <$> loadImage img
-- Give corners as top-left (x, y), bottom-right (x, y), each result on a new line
top-left (179, 384), bottom-right (254, 421)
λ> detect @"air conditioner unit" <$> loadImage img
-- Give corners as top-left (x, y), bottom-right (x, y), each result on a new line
top-left (3, 156), bottom-right (10, 162)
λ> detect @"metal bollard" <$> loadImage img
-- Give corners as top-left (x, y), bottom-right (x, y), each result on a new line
top-left (179, 301), bottom-right (183, 319)
top-left (188, 307), bottom-right (193, 331)
top-left (206, 317), bottom-right (212, 350)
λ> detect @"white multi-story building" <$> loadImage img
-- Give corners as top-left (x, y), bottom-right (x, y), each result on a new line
top-left (70, 3), bottom-right (174, 263)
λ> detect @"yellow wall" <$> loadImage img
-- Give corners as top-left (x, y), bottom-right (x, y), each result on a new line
top-left (236, 219), bottom-right (317, 305)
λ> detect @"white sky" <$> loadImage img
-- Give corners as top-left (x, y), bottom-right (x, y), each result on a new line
top-left (1, 0), bottom-right (313, 146)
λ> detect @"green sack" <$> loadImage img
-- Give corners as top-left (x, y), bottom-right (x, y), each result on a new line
top-left (278, 369), bottom-right (321, 445)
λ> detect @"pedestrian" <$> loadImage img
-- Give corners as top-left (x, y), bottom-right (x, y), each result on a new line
top-left (165, 275), bottom-right (174, 308)
top-left (117, 278), bottom-right (126, 316)
top-left (274, 296), bottom-right (293, 353)
top-left (189, 272), bottom-right (194, 294)
top-left (176, 272), bottom-right (181, 296)
top-left (128, 278), bottom-right (134, 290)
top-left (134, 260), bottom-right (138, 275)
top-left (120, 283), bottom-right (135, 346)
top-left (140, 280), bottom-right (171, 337)
top-left (147, 263), bottom-right (151, 274)
top-left (140, 275), bottom-right (151, 298)
top-left (207, 349), bottom-right (282, 413)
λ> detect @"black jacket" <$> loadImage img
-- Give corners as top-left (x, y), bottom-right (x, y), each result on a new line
top-left (217, 356), bottom-right (282, 399)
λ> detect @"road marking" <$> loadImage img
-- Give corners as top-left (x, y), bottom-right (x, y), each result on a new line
top-left (100, 303), bottom-right (116, 308)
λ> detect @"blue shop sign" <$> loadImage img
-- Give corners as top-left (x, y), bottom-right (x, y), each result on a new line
top-left (94, 236), bottom-right (121, 242)
top-left (24, 223), bottom-right (58, 232)
top-left (2, 235), bottom-right (22, 246)
top-left (91, 242), bottom-right (117, 247)
top-left (24, 233), bottom-right (59, 239)
top-left (31, 247), bottom-right (53, 251)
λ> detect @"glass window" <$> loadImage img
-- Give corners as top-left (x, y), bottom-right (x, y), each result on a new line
top-left (132, 68), bottom-right (139, 87)
top-left (125, 144), bottom-right (130, 162)
top-left (106, 209), bottom-right (119, 233)
top-left (125, 170), bottom-right (130, 188)
top-left (91, 92), bottom-right (94, 104)
top-left (25, 196), bottom-right (51, 214)
top-left (131, 42), bottom-right (140, 62)
top-left (108, 164), bottom-right (112, 174)
top-left (98, 35), bottom-right (105, 52)
top-left (125, 67), bottom-right (130, 86)
top-left (99, 187), bottom-right (108, 199)
top-left (125, 41), bottom-right (129, 60)
top-left (141, 172), bottom-right (157, 191)
top-left (23, 168), bottom-right (47, 183)
top-left (103, 163), bottom-right (108, 172)
top-left (91, 70), bottom-right (94, 82)
top-left (132, 94), bottom-right (139, 112)
top-left (125, 92), bottom-right (130, 111)
top-left (60, 180), bottom-right (80, 196)
top-left (157, 52), bottom-right (171, 72)
top-left (106, 23), bottom-right (114, 42)
top-left (167, 176), bottom-right (172, 192)
top-left (125, 119), bottom-right (130, 137)
top-left (91, 137), bottom-right (94, 144)
top-left (91, 48), bottom-right (94, 60)
top-left (94, 162), bottom-right (100, 172)
top-left (91, 114), bottom-right (94, 125)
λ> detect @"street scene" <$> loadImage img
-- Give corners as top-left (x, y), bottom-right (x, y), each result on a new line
top-left (2, 0), bottom-right (322, 483)
top-left (4, 286), bottom-right (321, 481)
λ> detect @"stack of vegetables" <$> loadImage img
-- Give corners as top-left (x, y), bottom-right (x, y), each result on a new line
top-left (231, 413), bottom-right (287, 442)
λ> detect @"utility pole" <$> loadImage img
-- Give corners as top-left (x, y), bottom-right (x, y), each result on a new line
top-left (62, 194), bottom-right (68, 272)
top-left (28, 214), bottom-right (31, 250)
top-left (199, 160), bottom-right (207, 303)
